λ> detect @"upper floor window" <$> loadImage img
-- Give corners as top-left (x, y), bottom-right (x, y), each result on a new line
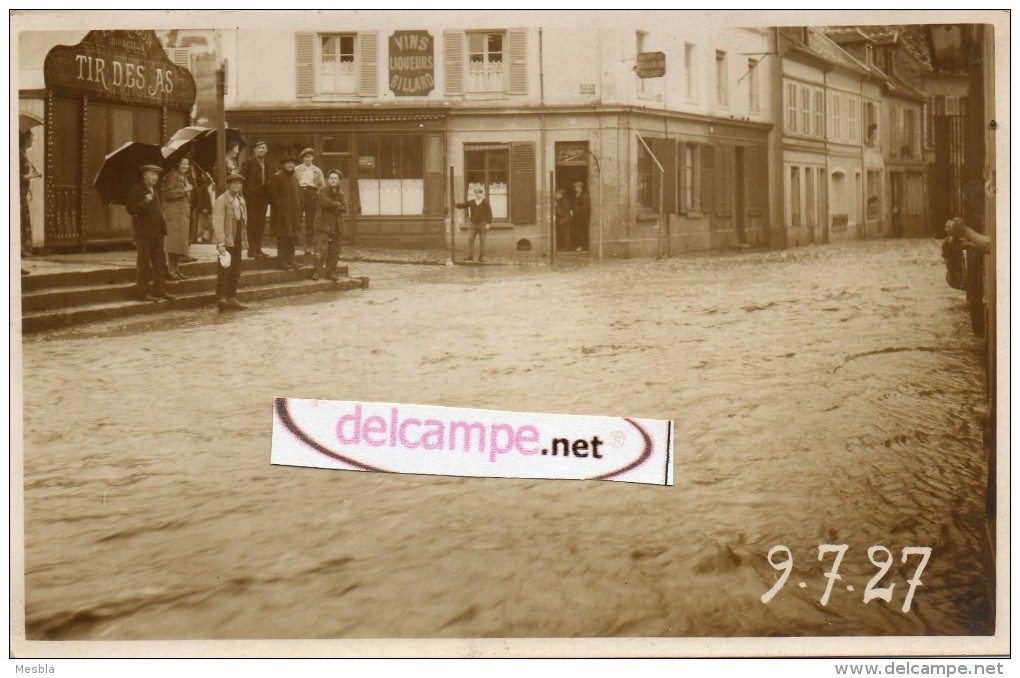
top-left (320, 34), bottom-right (357, 94)
top-left (830, 92), bottom-right (842, 140)
top-left (848, 95), bottom-right (859, 143)
top-left (296, 32), bottom-right (378, 98)
top-left (715, 50), bottom-right (728, 106)
top-left (785, 80), bottom-right (824, 138)
top-left (684, 43), bottom-right (695, 100)
top-left (748, 58), bottom-right (760, 112)
top-left (468, 31), bottom-right (504, 93)
top-left (864, 100), bottom-right (879, 146)
top-left (444, 28), bottom-right (527, 97)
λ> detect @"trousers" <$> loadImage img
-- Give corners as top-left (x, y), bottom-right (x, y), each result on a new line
top-left (135, 235), bottom-right (168, 297)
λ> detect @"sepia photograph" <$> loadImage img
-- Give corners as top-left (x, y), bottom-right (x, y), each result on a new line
top-left (10, 9), bottom-right (1009, 660)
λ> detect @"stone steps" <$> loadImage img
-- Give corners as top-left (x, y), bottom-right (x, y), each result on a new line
top-left (20, 255), bottom-right (368, 333)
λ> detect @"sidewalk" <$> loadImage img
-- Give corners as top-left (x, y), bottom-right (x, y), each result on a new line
top-left (19, 243), bottom-right (542, 276)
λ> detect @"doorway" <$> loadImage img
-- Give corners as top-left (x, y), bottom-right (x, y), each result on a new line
top-left (890, 172), bottom-right (904, 237)
top-left (555, 142), bottom-right (590, 252)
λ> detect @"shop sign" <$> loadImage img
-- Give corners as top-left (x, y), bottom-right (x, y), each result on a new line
top-left (636, 51), bottom-right (666, 78)
top-left (388, 30), bottom-right (435, 96)
top-left (556, 144), bottom-right (589, 166)
top-left (44, 30), bottom-right (196, 108)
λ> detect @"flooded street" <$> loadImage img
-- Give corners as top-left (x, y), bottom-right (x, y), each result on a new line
top-left (19, 238), bottom-right (994, 639)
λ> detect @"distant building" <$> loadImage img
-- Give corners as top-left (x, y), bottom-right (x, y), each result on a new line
top-left (221, 20), bottom-right (774, 257)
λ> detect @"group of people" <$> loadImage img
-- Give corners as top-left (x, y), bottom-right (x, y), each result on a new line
top-left (554, 181), bottom-right (591, 252)
top-left (126, 142), bottom-right (349, 312)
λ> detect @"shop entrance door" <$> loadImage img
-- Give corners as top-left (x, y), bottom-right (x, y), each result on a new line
top-left (555, 142), bottom-right (590, 252)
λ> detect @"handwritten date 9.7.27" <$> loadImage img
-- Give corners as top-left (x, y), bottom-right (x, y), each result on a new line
top-left (760, 544), bottom-right (932, 613)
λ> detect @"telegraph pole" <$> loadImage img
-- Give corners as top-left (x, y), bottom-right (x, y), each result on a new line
top-left (215, 60), bottom-right (227, 194)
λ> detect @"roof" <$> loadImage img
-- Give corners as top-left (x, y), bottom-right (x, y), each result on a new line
top-left (806, 27), bottom-right (872, 76)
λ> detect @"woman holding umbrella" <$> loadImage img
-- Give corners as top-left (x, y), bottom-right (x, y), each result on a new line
top-left (162, 155), bottom-right (195, 279)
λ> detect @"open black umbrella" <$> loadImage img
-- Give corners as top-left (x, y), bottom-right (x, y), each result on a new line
top-left (163, 126), bottom-right (246, 172)
top-left (93, 141), bottom-right (166, 205)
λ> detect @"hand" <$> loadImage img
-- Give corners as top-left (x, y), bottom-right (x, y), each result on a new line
top-left (485, 223), bottom-right (491, 231)
top-left (143, 194), bottom-right (153, 203)
top-left (946, 218), bottom-right (966, 239)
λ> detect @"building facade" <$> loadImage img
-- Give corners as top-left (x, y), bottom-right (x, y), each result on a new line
top-left (222, 19), bottom-right (774, 258)
top-left (18, 30), bottom-right (196, 251)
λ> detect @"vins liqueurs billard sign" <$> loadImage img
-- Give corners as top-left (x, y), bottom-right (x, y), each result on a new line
top-left (389, 30), bottom-right (435, 96)
top-left (44, 30), bottom-right (196, 108)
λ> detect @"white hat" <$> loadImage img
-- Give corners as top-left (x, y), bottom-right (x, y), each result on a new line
top-left (218, 250), bottom-right (232, 269)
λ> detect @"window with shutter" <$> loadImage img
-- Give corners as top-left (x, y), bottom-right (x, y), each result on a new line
top-left (508, 28), bottom-right (527, 95)
top-left (444, 30), bottom-right (465, 96)
top-left (358, 32), bottom-right (379, 97)
top-left (295, 32), bottom-right (316, 98)
top-left (785, 82), bottom-right (798, 133)
top-left (800, 85), bottom-right (811, 135)
top-left (509, 142), bottom-right (536, 224)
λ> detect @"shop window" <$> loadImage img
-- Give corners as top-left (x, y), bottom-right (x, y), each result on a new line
top-left (358, 135), bottom-right (424, 216)
top-left (637, 138), bottom-right (656, 210)
top-left (465, 145), bottom-right (509, 219)
top-left (677, 142), bottom-right (702, 214)
top-left (468, 31), bottom-right (505, 93)
top-left (319, 34), bottom-right (357, 94)
top-left (790, 166), bottom-right (801, 228)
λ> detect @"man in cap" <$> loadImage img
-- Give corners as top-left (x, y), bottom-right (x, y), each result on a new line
top-left (212, 173), bottom-right (249, 311)
top-left (454, 186), bottom-right (493, 262)
top-left (124, 164), bottom-right (176, 302)
top-left (270, 155), bottom-right (303, 269)
top-left (294, 147), bottom-right (325, 255)
top-left (240, 140), bottom-right (272, 260)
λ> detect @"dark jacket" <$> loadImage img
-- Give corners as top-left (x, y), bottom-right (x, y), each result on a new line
top-left (125, 183), bottom-right (167, 239)
top-left (454, 197), bottom-right (493, 226)
top-left (269, 169), bottom-right (302, 237)
top-left (240, 156), bottom-right (272, 202)
top-left (314, 186), bottom-right (348, 235)
top-left (571, 190), bottom-right (591, 226)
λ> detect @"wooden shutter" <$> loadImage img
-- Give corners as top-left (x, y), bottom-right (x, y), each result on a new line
top-left (701, 143), bottom-right (715, 212)
top-left (295, 32), bottom-right (315, 98)
top-left (652, 138), bottom-right (676, 214)
top-left (444, 30), bottom-right (464, 96)
top-left (718, 144), bottom-right (734, 212)
top-left (508, 28), bottom-right (528, 95)
top-left (359, 32), bottom-right (379, 97)
top-left (510, 142), bottom-right (536, 224)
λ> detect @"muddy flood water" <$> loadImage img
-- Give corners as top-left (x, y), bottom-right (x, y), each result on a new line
top-left (18, 239), bottom-right (995, 640)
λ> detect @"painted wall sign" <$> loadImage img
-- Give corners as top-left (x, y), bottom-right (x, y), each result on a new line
top-left (272, 398), bottom-right (675, 486)
top-left (388, 30), bottom-right (435, 96)
top-left (636, 51), bottom-right (666, 78)
top-left (44, 30), bottom-right (196, 108)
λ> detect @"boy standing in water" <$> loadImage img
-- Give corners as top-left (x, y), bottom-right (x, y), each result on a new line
top-left (455, 186), bottom-right (493, 262)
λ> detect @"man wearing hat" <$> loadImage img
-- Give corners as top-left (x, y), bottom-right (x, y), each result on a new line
top-left (270, 155), bottom-right (303, 269)
top-left (212, 173), bottom-right (249, 311)
top-left (294, 147), bottom-right (325, 254)
top-left (240, 140), bottom-right (272, 260)
top-left (125, 164), bottom-right (176, 303)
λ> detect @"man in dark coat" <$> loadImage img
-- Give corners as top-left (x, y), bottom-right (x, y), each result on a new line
top-left (312, 169), bottom-right (348, 281)
top-left (124, 165), bottom-right (176, 302)
top-left (570, 181), bottom-right (591, 252)
top-left (270, 156), bottom-right (302, 269)
top-left (240, 140), bottom-right (272, 260)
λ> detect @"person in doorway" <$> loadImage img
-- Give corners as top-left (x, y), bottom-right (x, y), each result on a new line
top-left (162, 156), bottom-right (194, 280)
top-left (295, 147), bottom-right (325, 255)
top-left (555, 188), bottom-right (573, 251)
top-left (570, 181), bottom-right (591, 252)
top-left (455, 186), bottom-right (493, 262)
top-left (270, 156), bottom-right (303, 269)
top-left (312, 169), bottom-right (348, 281)
top-left (212, 173), bottom-right (249, 311)
top-left (191, 162), bottom-right (215, 246)
top-left (19, 129), bottom-right (40, 266)
top-left (125, 165), bottom-right (176, 303)
top-left (240, 140), bottom-right (272, 260)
